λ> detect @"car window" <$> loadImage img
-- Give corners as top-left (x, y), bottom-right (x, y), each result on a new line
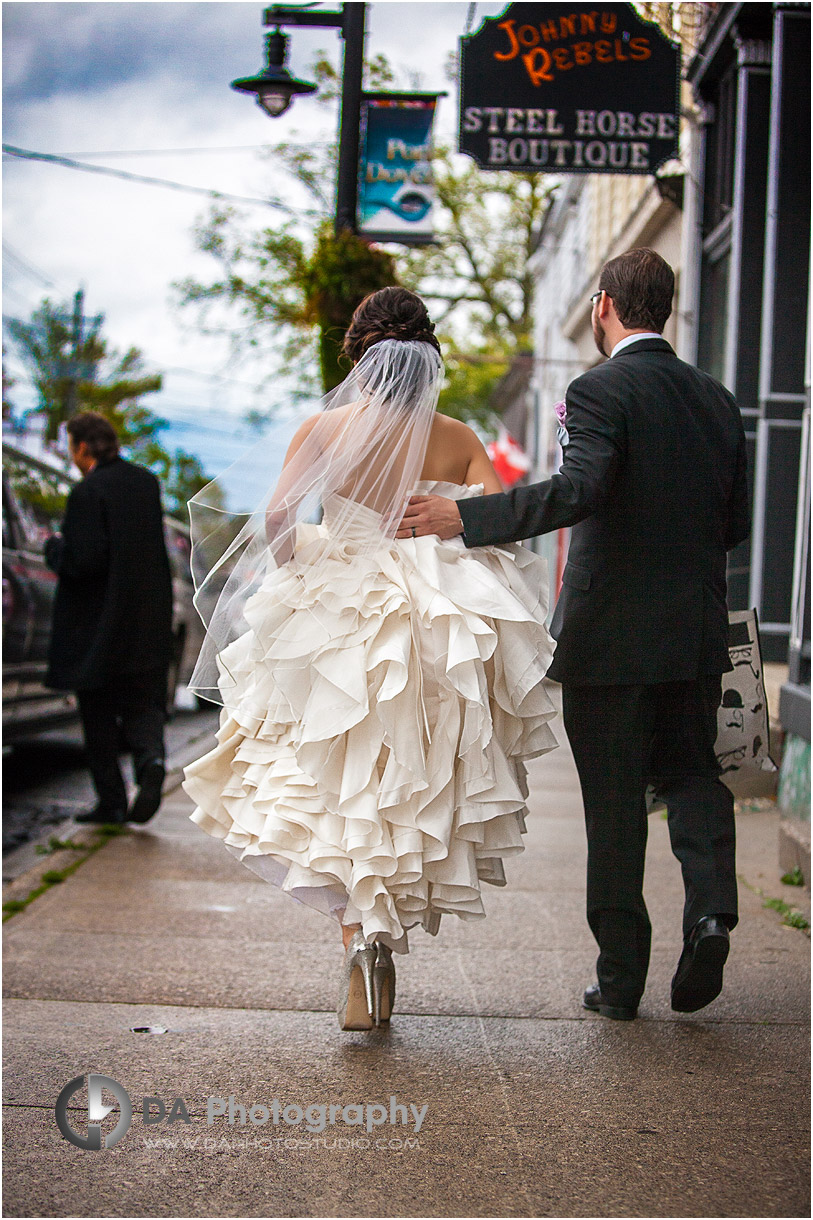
top-left (2, 454), bottom-right (71, 554)
top-left (165, 523), bottom-right (192, 582)
top-left (2, 485), bottom-right (16, 551)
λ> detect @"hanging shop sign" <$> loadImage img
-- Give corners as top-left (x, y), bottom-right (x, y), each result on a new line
top-left (357, 93), bottom-right (442, 244)
top-left (459, 3), bottom-right (680, 174)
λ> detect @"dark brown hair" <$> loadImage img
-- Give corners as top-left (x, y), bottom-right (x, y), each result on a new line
top-left (342, 287), bottom-right (441, 363)
top-left (67, 412), bottom-right (120, 462)
top-left (598, 248), bottom-right (675, 333)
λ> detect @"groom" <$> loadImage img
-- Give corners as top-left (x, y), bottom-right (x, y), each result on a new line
top-left (398, 248), bottom-right (750, 1020)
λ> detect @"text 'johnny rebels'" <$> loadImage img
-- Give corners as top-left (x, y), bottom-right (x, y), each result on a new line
top-left (494, 9), bottom-right (650, 81)
top-left (458, 5), bottom-right (681, 174)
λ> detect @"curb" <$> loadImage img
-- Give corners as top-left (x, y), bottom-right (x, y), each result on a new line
top-left (2, 825), bottom-right (130, 921)
top-left (1, 731), bottom-right (214, 918)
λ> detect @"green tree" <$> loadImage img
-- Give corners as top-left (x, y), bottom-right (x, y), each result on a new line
top-left (2, 452), bottom-right (72, 529)
top-left (173, 51), bottom-right (402, 400)
top-left (397, 149), bottom-right (550, 350)
top-left (6, 291), bottom-right (162, 444)
top-left (6, 291), bottom-right (212, 521)
top-left (436, 345), bottom-right (514, 428)
top-left (173, 52), bottom-right (553, 430)
top-left (174, 214), bottom-right (395, 396)
top-left (142, 443), bottom-right (214, 522)
top-left (2, 345), bottom-right (16, 420)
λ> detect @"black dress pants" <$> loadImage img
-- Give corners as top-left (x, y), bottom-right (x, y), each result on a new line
top-left (77, 667), bottom-right (168, 813)
top-left (562, 676), bottom-right (738, 1008)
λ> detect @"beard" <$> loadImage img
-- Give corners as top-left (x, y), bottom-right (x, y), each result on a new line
top-left (592, 314), bottom-right (609, 357)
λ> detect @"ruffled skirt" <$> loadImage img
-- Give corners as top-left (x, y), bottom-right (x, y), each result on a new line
top-left (182, 526), bottom-right (558, 953)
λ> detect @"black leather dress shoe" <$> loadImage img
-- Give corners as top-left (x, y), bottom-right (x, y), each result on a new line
top-left (671, 915), bottom-right (730, 1013)
top-left (75, 805), bottom-right (127, 825)
top-left (127, 760), bottom-right (166, 824)
top-left (582, 983), bottom-right (638, 1021)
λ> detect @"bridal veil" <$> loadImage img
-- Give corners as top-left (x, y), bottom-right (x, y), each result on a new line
top-left (186, 338), bottom-right (444, 711)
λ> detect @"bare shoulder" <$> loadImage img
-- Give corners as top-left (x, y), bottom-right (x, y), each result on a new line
top-left (431, 412), bottom-right (482, 452)
top-left (292, 411), bottom-right (323, 438)
top-left (282, 411), bottom-right (324, 467)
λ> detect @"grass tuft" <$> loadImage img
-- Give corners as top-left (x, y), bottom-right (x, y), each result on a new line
top-left (35, 836), bottom-right (83, 856)
top-left (762, 895), bottom-right (810, 931)
top-left (40, 869), bottom-right (66, 884)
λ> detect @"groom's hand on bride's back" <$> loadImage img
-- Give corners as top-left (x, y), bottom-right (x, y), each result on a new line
top-left (396, 495), bottom-right (465, 540)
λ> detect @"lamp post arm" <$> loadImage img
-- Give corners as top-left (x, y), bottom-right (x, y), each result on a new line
top-left (262, 7), bottom-right (343, 28)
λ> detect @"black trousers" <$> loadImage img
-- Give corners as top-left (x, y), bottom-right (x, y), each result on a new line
top-left (77, 667), bottom-right (168, 813)
top-left (562, 676), bottom-right (738, 1008)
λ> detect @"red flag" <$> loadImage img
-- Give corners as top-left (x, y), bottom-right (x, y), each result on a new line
top-left (487, 428), bottom-right (532, 488)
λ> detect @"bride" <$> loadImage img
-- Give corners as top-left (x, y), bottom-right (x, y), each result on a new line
top-left (182, 287), bottom-right (558, 1030)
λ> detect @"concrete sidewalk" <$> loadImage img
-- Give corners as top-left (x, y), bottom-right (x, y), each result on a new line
top-left (3, 686), bottom-right (810, 1218)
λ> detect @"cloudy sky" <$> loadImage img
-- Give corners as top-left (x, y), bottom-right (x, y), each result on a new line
top-left (3, 0), bottom-right (505, 477)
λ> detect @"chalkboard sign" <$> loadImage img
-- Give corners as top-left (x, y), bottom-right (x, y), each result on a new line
top-left (459, 3), bottom-right (680, 174)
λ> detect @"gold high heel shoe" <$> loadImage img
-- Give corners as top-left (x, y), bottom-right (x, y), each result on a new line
top-left (338, 931), bottom-right (377, 1030)
top-left (373, 940), bottom-right (396, 1026)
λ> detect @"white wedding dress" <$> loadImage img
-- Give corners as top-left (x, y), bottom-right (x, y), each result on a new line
top-left (182, 479), bottom-right (558, 953)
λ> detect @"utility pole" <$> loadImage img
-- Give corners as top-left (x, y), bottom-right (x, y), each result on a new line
top-left (64, 288), bottom-right (84, 425)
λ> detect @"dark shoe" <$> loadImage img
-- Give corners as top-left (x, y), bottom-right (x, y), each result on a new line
top-left (671, 915), bottom-right (730, 1012)
top-left (127, 760), bottom-right (166, 824)
top-left (75, 805), bottom-right (127, 825)
top-left (582, 982), bottom-right (637, 1021)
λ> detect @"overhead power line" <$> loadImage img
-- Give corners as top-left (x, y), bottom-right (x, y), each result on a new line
top-left (0, 353), bottom-right (280, 399)
top-left (162, 364), bottom-right (276, 391)
top-left (62, 145), bottom-right (276, 158)
top-left (2, 241), bottom-right (59, 289)
top-left (2, 284), bottom-right (33, 312)
top-left (2, 144), bottom-right (300, 212)
top-left (59, 141), bottom-right (333, 157)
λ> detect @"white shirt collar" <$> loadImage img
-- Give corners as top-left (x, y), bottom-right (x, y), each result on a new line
top-left (610, 332), bottom-right (664, 357)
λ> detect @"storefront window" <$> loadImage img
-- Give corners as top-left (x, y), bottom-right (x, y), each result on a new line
top-left (698, 243), bottom-right (730, 384)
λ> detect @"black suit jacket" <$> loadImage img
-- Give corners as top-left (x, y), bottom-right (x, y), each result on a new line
top-left (459, 339), bottom-right (750, 685)
top-left (45, 455), bottom-right (174, 690)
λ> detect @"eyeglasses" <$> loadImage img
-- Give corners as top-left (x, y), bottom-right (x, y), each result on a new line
top-left (590, 291), bottom-right (603, 306)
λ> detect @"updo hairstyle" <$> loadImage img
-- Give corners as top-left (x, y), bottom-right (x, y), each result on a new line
top-left (342, 287), bottom-right (441, 363)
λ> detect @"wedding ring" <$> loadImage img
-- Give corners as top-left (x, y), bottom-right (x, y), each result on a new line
top-left (411, 526), bottom-right (417, 538)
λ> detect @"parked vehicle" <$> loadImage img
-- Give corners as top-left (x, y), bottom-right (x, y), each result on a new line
top-left (2, 448), bottom-right (74, 738)
top-left (163, 514), bottom-right (208, 709)
top-left (2, 443), bottom-right (206, 740)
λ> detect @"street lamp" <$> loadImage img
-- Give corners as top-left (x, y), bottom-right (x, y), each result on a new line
top-left (231, 4), bottom-right (367, 233)
top-left (231, 28), bottom-right (317, 118)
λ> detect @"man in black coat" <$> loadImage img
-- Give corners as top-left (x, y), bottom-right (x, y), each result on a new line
top-left (399, 249), bottom-right (750, 1020)
top-left (45, 412), bottom-right (174, 825)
